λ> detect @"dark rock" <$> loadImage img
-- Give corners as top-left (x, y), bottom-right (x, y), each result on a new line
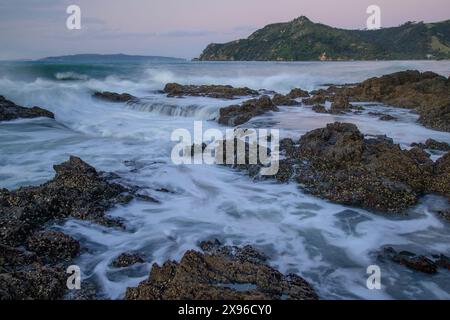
top-left (379, 114), bottom-right (397, 121)
top-left (329, 95), bottom-right (351, 114)
top-left (0, 264), bottom-right (66, 300)
top-left (311, 104), bottom-right (327, 113)
top-left (125, 243), bottom-right (318, 300)
top-left (303, 92), bottom-right (328, 105)
top-left (339, 71), bottom-right (450, 131)
top-left (0, 156), bottom-right (136, 300)
top-left (218, 95), bottom-right (278, 126)
top-left (0, 96), bottom-right (54, 121)
top-left (436, 209), bottom-right (450, 221)
top-left (0, 156), bottom-right (131, 247)
top-left (27, 231), bottom-right (80, 262)
top-left (287, 88), bottom-right (310, 99)
top-left (411, 139), bottom-right (450, 151)
top-left (93, 91), bottom-right (137, 102)
top-left (433, 254), bottom-right (450, 270)
top-left (379, 247), bottom-right (438, 274)
top-left (112, 252), bottom-right (145, 268)
top-left (163, 83), bottom-right (258, 99)
top-left (224, 122), bottom-right (443, 213)
top-left (272, 94), bottom-right (299, 106)
top-left (430, 152), bottom-right (450, 198)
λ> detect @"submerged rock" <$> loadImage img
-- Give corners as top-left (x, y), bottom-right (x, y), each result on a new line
top-left (163, 83), bottom-right (258, 99)
top-left (0, 96), bottom-right (54, 121)
top-left (112, 252), bottom-right (145, 268)
top-left (379, 114), bottom-right (397, 121)
top-left (93, 91), bottom-right (137, 102)
top-left (125, 241), bottom-right (318, 300)
top-left (218, 95), bottom-right (278, 126)
top-left (378, 247), bottom-right (440, 274)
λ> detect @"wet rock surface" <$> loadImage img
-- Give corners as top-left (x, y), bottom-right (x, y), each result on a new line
top-left (411, 139), bottom-right (450, 151)
top-left (282, 122), bottom-right (445, 212)
top-left (0, 156), bottom-right (134, 299)
top-left (224, 122), bottom-right (450, 213)
top-left (272, 93), bottom-right (300, 106)
top-left (218, 96), bottom-right (278, 126)
top-left (304, 70), bottom-right (450, 131)
top-left (163, 83), bottom-right (258, 99)
top-left (112, 252), bottom-right (145, 268)
top-left (27, 230), bottom-right (80, 263)
top-left (93, 91), bottom-right (137, 102)
top-left (125, 240), bottom-right (318, 300)
top-left (378, 247), bottom-right (450, 274)
top-left (0, 95), bottom-right (54, 121)
top-left (287, 88), bottom-right (310, 99)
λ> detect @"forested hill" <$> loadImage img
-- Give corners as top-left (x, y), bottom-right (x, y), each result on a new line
top-left (198, 16), bottom-right (450, 61)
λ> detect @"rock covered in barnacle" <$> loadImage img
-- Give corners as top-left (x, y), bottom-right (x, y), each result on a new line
top-left (163, 83), bottom-right (258, 99)
top-left (221, 121), bottom-right (450, 213)
top-left (125, 240), bottom-right (318, 300)
top-left (112, 252), bottom-right (145, 268)
top-left (218, 95), bottom-right (278, 126)
top-left (0, 156), bottom-right (135, 300)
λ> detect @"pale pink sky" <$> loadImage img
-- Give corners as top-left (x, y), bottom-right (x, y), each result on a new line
top-left (0, 0), bottom-right (449, 60)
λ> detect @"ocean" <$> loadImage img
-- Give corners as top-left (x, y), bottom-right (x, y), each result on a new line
top-left (1, 59), bottom-right (450, 299)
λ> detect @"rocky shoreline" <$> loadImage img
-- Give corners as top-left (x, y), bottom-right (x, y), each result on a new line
top-left (0, 156), bottom-right (135, 299)
top-left (1, 68), bottom-right (450, 300)
top-left (126, 240), bottom-right (318, 300)
top-left (0, 96), bottom-right (54, 121)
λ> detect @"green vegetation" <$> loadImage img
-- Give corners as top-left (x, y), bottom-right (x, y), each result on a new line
top-left (199, 17), bottom-right (450, 61)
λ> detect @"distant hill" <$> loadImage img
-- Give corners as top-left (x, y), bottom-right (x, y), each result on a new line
top-left (199, 16), bottom-right (450, 61)
top-left (39, 54), bottom-right (185, 63)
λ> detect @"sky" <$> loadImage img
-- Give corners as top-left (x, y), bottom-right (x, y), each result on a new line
top-left (0, 0), bottom-right (449, 60)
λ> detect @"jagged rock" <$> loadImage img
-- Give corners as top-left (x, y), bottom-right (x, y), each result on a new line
top-left (287, 88), bottom-right (310, 99)
top-left (272, 94), bottom-right (299, 106)
top-left (303, 92), bottom-right (328, 105)
top-left (0, 156), bottom-right (132, 247)
top-left (430, 151), bottom-right (450, 197)
top-left (163, 83), bottom-right (258, 99)
top-left (125, 241), bottom-right (318, 300)
top-left (329, 95), bottom-right (351, 114)
top-left (223, 122), bottom-right (446, 212)
top-left (342, 71), bottom-right (450, 131)
top-left (112, 252), bottom-right (145, 268)
top-left (411, 139), bottom-right (450, 151)
top-left (0, 96), bottom-right (54, 121)
top-left (0, 156), bottom-right (135, 300)
top-left (93, 91), bottom-right (137, 102)
top-left (218, 95), bottom-right (278, 126)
